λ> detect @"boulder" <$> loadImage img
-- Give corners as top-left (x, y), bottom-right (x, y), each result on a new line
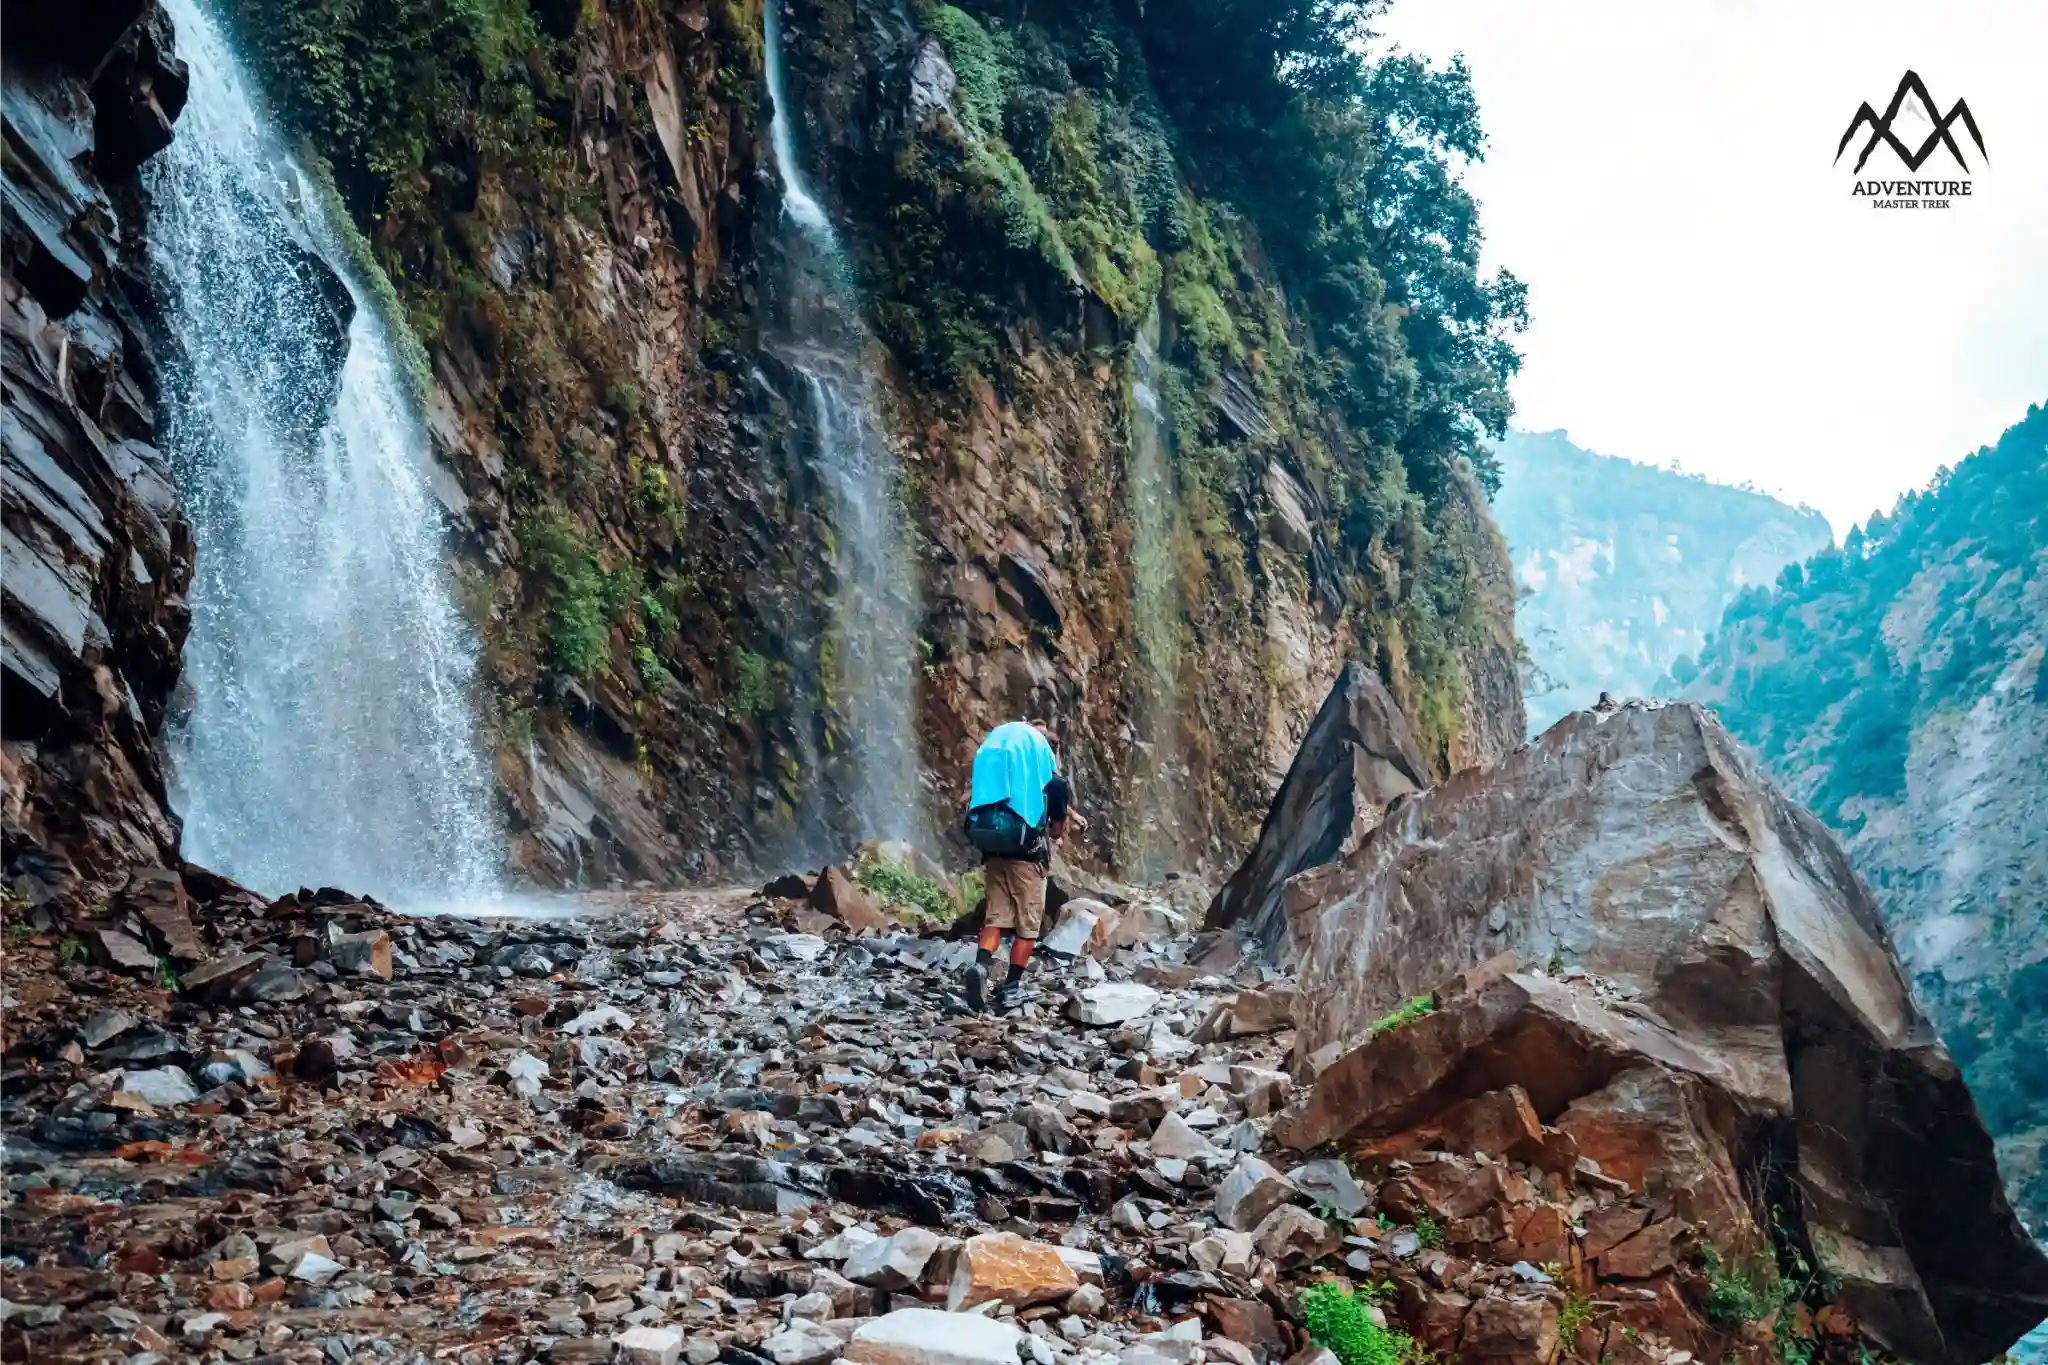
top-left (846, 1309), bottom-right (1024, 1365)
top-left (1204, 663), bottom-right (1429, 959)
top-left (611, 1326), bottom-right (684, 1365)
top-left (1250, 1204), bottom-right (1334, 1265)
top-left (1459, 1295), bottom-right (1558, 1365)
top-left (1213, 1155), bottom-right (1298, 1233)
top-left (809, 866), bottom-right (889, 934)
top-left (1066, 981), bottom-right (1160, 1027)
top-left (1276, 702), bottom-right (2048, 1364)
top-left (1148, 1112), bottom-right (1217, 1161)
top-left (842, 1227), bottom-right (940, 1290)
top-left (945, 1231), bottom-right (1078, 1312)
top-left (118, 1066), bottom-right (197, 1107)
top-left (328, 928), bottom-right (392, 981)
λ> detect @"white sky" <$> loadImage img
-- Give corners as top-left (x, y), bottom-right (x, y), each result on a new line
top-left (1376, 0), bottom-right (2048, 537)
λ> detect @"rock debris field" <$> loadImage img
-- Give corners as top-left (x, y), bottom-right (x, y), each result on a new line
top-left (1, 867), bottom-right (1649, 1365)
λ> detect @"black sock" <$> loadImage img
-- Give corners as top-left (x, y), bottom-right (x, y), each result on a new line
top-left (1005, 960), bottom-right (1026, 984)
top-left (975, 946), bottom-right (994, 967)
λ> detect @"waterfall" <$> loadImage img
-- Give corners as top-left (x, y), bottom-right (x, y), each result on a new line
top-left (147, 0), bottom-right (501, 904)
top-left (762, 0), bottom-right (922, 847)
top-left (1125, 312), bottom-right (1186, 877)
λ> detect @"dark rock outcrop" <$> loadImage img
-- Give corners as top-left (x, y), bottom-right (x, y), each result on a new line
top-left (1203, 661), bottom-right (1428, 957)
top-left (1281, 700), bottom-right (2048, 1365)
top-left (2, 0), bottom-right (192, 891)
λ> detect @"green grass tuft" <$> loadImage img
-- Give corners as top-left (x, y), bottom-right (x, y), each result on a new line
top-left (1367, 994), bottom-right (1437, 1040)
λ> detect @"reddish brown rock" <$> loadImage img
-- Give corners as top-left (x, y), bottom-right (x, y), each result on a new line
top-left (1508, 1204), bottom-right (1572, 1267)
top-left (1578, 1205), bottom-right (1649, 1262)
top-left (944, 1232), bottom-right (1077, 1312)
top-left (1210, 1298), bottom-right (1285, 1357)
top-left (1597, 1219), bottom-right (1685, 1280)
top-left (1432, 1086), bottom-right (1544, 1162)
top-left (809, 866), bottom-right (890, 934)
top-left (1460, 1294), bottom-right (1559, 1365)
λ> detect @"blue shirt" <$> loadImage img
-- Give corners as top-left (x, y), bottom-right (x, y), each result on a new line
top-left (969, 722), bottom-right (1060, 829)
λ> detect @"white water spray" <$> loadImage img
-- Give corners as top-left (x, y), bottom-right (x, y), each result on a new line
top-left (761, 0), bottom-right (921, 846)
top-left (149, 0), bottom-right (501, 903)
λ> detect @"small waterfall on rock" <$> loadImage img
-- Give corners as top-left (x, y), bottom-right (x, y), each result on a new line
top-left (762, 0), bottom-right (921, 847)
top-left (1124, 314), bottom-right (1187, 877)
top-left (148, 0), bottom-right (501, 903)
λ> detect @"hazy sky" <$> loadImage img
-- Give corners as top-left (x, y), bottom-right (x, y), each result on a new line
top-left (1376, 0), bottom-right (2047, 536)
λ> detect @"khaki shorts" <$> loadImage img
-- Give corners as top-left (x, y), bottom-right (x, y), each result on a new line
top-left (982, 857), bottom-right (1048, 939)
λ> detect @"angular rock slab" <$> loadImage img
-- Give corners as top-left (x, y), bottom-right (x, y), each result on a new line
top-left (1283, 701), bottom-right (2048, 1365)
top-left (1205, 661), bottom-right (1429, 959)
top-left (945, 1231), bottom-right (1078, 1311)
top-left (1065, 981), bottom-right (1160, 1027)
top-left (847, 1308), bottom-right (1025, 1365)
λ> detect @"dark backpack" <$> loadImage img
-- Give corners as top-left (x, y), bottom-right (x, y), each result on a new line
top-left (962, 802), bottom-right (1039, 857)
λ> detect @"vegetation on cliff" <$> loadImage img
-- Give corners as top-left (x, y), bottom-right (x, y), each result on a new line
top-left (1674, 403), bottom-right (2048, 1226)
top-left (826, 0), bottom-right (1526, 769)
top-left (1672, 406), bottom-right (2045, 826)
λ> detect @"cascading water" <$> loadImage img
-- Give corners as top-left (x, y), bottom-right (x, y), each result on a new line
top-left (761, 0), bottom-right (921, 847)
top-left (1124, 312), bottom-right (1187, 877)
top-left (147, 0), bottom-right (501, 904)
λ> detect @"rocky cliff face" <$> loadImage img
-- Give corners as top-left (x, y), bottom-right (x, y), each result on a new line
top-left (1676, 404), bottom-right (2048, 1229)
top-left (1492, 430), bottom-right (1831, 736)
top-left (1, 1), bottom-right (194, 895)
top-left (210, 0), bottom-right (1524, 888)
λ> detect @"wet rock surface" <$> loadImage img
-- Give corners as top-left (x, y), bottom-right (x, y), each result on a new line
top-left (2, 0), bottom-right (195, 885)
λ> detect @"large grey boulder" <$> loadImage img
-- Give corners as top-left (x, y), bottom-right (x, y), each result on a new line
top-left (1205, 662), bottom-right (1429, 959)
top-left (1284, 700), bottom-right (2048, 1365)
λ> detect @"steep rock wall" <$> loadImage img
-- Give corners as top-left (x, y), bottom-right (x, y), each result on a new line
top-left (1, 1), bottom-right (194, 895)
top-left (210, 0), bottom-right (1526, 885)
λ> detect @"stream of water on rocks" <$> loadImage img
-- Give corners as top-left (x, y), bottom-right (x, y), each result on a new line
top-left (761, 0), bottom-right (922, 853)
top-left (147, 0), bottom-right (501, 907)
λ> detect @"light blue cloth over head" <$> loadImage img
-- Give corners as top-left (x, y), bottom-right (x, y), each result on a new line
top-left (969, 721), bottom-right (1059, 829)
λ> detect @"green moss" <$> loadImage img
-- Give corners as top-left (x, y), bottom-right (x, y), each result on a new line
top-left (730, 647), bottom-right (771, 715)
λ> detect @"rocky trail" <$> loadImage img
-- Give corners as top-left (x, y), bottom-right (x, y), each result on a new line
top-left (6, 701), bottom-right (2048, 1365)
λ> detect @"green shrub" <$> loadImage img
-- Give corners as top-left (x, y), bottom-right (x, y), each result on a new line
top-left (856, 858), bottom-right (958, 925)
top-left (1298, 1281), bottom-right (1418, 1365)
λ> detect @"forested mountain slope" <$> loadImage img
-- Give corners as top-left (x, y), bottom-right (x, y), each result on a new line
top-left (1674, 404), bottom-right (2048, 1227)
top-left (1492, 429), bottom-right (1830, 734)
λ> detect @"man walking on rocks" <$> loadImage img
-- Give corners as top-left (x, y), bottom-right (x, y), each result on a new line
top-left (961, 719), bottom-right (1086, 1012)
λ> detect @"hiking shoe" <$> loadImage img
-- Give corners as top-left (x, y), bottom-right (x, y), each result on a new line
top-left (994, 980), bottom-right (1026, 1012)
top-left (963, 963), bottom-right (987, 1014)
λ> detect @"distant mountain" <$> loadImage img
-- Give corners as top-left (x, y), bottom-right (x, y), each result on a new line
top-left (1490, 430), bottom-right (1833, 734)
top-left (1673, 403), bottom-right (2048, 1230)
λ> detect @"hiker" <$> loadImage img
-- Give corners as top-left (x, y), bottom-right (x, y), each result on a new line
top-left (960, 719), bottom-right (1088, 1012)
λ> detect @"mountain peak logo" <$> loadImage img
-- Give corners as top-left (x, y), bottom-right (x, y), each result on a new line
top-left (1836, 71), bottom-right (1987, 174)
top-left (1838, 71), bottom-right (1986, 209)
